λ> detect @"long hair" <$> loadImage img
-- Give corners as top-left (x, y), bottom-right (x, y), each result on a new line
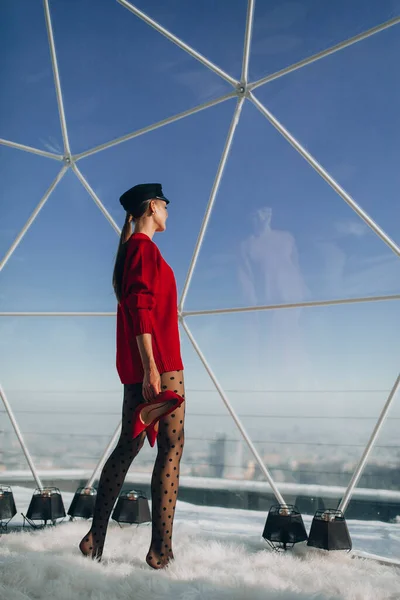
top-left (112, 199), bottom-right (152, 304)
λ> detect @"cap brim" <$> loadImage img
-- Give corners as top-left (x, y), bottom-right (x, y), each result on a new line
top-left (155, 195), bottom-right (170, 204)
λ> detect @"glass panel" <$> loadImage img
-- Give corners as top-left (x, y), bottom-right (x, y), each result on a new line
top-left (177, 332), bottom-right (252, 491)
top-left (2, 0), bottom-right (400, 563)
top-left (184, 299), bottom-right (400, 502)
top-left (0, 402), bottom-right (31, 475)
top-left (0, 314), bottom-right (253, 508)
top-left (132, 0), bottom-right (247, 81)
top-left (185, 101), bottom-right (400, 311)
top-left (346, 389), bottom-right (400, 560)
top-left (255, 23), bottom-right (400, 247)
top-left (249, 0), bottom-right (400, 82)
top-left (0, 0), bottom-right (62, 150)
top-left (0, 317), bottom-right (121, 472)
top-left (0, 146), bottom-right (61, 260)
top-left (0, 169), bottom-right (120, 312)
top-left (50, 0), bottom-right (232, 155)
top-left (79, 99), bottom-right (236, 292)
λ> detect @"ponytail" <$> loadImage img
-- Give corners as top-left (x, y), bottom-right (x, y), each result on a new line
top-left (112, 213), bottom-right (132, 304)
top-left (112, 199), bottom-right (152, 304)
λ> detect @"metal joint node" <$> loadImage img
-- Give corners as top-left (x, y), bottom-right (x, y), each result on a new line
top-left (63, 155), bottom-right (72, 166)
top-left (236, 84), bottom-right (247, 97)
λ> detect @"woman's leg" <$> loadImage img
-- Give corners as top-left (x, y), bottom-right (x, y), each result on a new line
top-left (79, 383), bottom-right (146, 560)
top-left (146, 370), bottom-right (185, 569)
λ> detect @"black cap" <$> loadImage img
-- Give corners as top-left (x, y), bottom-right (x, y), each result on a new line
top-left (119, 183), bottom-right (169, 213)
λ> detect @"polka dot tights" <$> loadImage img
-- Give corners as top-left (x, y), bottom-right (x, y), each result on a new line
top-left (79, 370), bottom-right (185, 570)
top-left (146, 371), bottom-right (185, 569)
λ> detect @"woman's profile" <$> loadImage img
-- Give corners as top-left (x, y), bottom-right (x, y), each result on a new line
top-left (79, 183), bottom-right (185, 569)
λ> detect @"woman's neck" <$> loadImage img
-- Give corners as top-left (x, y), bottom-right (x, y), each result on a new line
top-left (133, 225), bottom-right (156, 240)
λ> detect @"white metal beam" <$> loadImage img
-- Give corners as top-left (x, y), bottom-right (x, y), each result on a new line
top-left (43, 0), bottom-right (71, 155)
top-left (182, 294), bottom-right (400, 317)
top-left (0, 312), bottom-right (116, 317)
top-left (116, 0), bottom-right (238, 86)
top-left (0, 138), bottom-right (62, 161)
top-left (181, 318), bottom-right (286, 504)
top-left (72, 165), bottom-right (121, 235)
top-left (85, 421), bottom-right (122, 489)
top-left (241, 0), bottom-right (256, 84)
top-left (0, 382), bottom-right (43, 489)
top-left (0, 167), bottom-right (68, 273)
top-left (250, 93), bottom-right (400, 258)
top-left (179, 98), bottom-right (245, 311)
top-left (74, 91), bottom-right (236, 161)
top-left (339, 372), bottom-right (400, 514)
top-left (249, 16), bottom-right (400, 91)
top-left (1, 293), bottom-right (399, 318)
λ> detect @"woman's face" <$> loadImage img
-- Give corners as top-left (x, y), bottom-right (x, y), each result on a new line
top-left (154, 199), bottom-right (168, 231)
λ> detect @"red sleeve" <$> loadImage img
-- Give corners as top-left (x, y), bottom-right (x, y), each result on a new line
top-left (124, 241), bottom-right (159, 336)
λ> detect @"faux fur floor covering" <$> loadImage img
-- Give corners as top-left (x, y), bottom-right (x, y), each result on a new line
top-left (1, 516), bottom-right (400, 600)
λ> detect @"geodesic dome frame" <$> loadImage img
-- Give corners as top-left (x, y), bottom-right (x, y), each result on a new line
top-left (1, 0), bottom-right (400, 517)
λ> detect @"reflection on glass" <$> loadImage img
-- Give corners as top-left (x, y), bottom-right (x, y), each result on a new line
top-left (238, 206), bottom-right (309, 303)
top-left (238, 206), bottom-right (312, 389)
top-left (186, 101), bottom-right (400, 312)
top-left (256, 23), bottom-right (400, 245)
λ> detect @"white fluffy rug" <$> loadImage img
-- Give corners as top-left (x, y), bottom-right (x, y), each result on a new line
top-left (1, 516), bottom-right (400, 600)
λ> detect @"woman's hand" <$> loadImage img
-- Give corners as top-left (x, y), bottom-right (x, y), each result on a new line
top-left (142, 363), bottom-right (161, 402)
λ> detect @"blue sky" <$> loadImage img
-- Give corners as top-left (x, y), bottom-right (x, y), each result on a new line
top-left (1, 1), bottom-right (400, 481)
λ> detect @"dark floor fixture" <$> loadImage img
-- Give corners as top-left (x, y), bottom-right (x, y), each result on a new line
top-left (0, 486), bottom-right (17, 533)
top-left (307, 509), bottom-right (352, 551)
top-left (68, 486), bottom-right (97, 520)
top-left (22, 487), bottom-right (66, 528)
top-left (112, 489), bottom-right (151, 525)
top-left (262, 504), bottom-right (308, 551)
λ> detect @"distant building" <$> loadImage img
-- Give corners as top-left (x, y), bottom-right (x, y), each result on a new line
top-left (208, 434), bottom-right (244, 479)
top-left (224, 439), bottom-right (244, 479)
top-left (208, 432), bottom-right (226, 478)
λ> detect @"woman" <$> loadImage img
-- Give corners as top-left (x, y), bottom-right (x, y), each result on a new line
top-left (79, 183), bottom-right (185, 569)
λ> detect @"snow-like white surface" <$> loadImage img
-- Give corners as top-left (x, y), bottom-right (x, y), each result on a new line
top-left (0, 487), bottom-right (399, 600)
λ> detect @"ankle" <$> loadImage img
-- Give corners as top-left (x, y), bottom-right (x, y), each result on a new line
top-left (79, 531), bottom-right (103, 561)
top-left (146, 552), bottom-right (170, 569)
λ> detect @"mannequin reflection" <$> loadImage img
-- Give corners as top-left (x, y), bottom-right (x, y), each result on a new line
top-left (239, 207), bottom-right (309, 304)
top-left (238, 206), bottom-right (311, 388)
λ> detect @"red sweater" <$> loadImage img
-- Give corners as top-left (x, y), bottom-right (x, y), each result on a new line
top-left (116, 233), bottom-right (184, 384)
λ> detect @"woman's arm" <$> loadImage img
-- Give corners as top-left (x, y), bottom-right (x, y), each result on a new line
top-left (124, 241), bottom-right (161, 400)
top-left (136, 333), bottom-right (156, 371)
top-left (136, 333), bottom-right (161, 400)
top-left (124, 242), bottom-right (158, 334)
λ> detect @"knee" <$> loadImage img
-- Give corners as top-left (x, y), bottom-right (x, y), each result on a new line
top-left (121, 432), bottom-right (145, 456)
top-left (157, 428), bottom-right (184, 455)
